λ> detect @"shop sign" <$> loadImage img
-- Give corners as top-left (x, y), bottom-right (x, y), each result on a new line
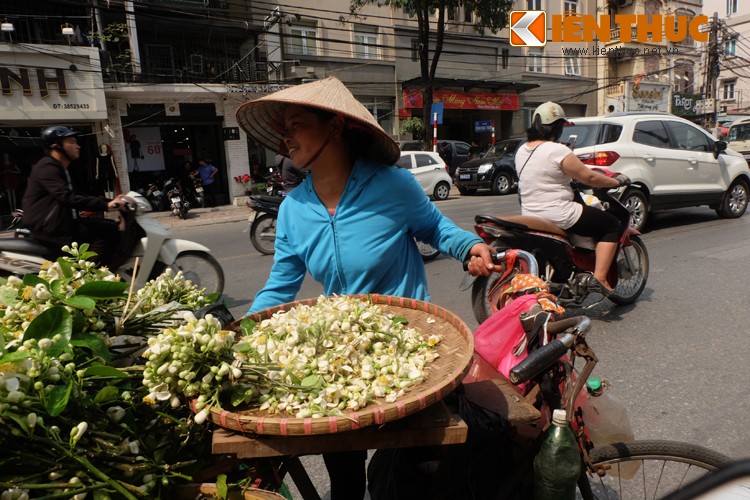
top-left (122, 126), bottom-right (166, 172)
top-left (672, 93), bottom-right (703, 116)
top-left (475, 120), bottom-right (494, 133)
top-left (225, 84), bottom-right (292, 94)
top-left (625, 81), bottom-right (670, 113)
top-left (223, 127), bottom-right (240, 141)
top-left (0, 44), bottom-right (106, 120)
top-left (403, 89), bottom-right (519, 111)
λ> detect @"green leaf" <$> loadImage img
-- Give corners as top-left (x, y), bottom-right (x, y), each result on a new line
top-left (216, 474), bottom-right (228, 500)
top-left (50, 279), bottom-right (64, 297)
top-left (22, 306), bottom-right (72, 357)
top-left (82, 365), bottom-right (128, 379)
top-left (301, 375), bottom-right (322, 389)
top-left (46, 381), bottom-right (73, 416)
top-left (62, 296), bottom-right (96, 310)
top-left (93, 385), bottom-right (119, 405)
top-left (286, 371), bottom-right (301, 385)
top-left (5, 412), bottom-right (30, 434)
top-left (22, 274), bottom-right (48, 288)
top-left (230, 390), bottom-right (247, 407)
top-left (76, 281), bottom-right (129, 299)
top-left (0, 351), bottom-right (31, 364)
top-left (0, 287), bottom-right (19, 306)
top-left (56, 257), bottom-right (73, 278)
top-left (71, 332), bottom-right (111, 362)
top-left (239, 317), bottom-right (256, 336)
top-left (392, 316), bottom-right (409, 325)
top-left (206, 292), bottom-right (221, 303)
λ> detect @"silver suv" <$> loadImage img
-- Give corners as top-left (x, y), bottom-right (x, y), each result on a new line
top-left (559, 112), bottom-right (750, 231)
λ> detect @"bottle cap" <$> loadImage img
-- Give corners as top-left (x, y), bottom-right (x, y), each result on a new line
top-left (552, 408), bottom-right (567, 425)
top-left (586, 377), bottom-right (603, 394)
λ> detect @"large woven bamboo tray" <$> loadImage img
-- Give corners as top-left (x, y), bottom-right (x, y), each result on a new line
top-left (201, 294), bottom-right (474, 436)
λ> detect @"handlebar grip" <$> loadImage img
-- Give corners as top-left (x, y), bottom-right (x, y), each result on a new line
top-left (509, 334), bottom-right (573, 385)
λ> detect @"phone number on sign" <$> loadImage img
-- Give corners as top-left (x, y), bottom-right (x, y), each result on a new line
top-left (52, 103), bottom-right (90, 110)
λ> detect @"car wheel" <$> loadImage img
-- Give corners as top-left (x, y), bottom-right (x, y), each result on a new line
top-left (491, 171), bottom-right (513, 195)
top-left (716, 179), bottom-right (749, 219)
top-left (457, 186), bottom-right (477, 195)
top-left (621, 188), bottom-right (649, 232)
top-left (433, 181), bottom-right (451, 201)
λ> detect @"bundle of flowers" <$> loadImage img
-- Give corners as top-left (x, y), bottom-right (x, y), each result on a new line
top-left (233, 173), bottom-right (252, 189)
top-left (143, 295), bottom-right (441, 421)
top-left (0, 244), bottom-right (220, 499)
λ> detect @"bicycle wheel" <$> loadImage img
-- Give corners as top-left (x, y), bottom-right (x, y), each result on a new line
top-left (250, 213), bottom-right (277, 255)
top-left (165, 251), bottom-right (225, 296)
top-left (583, 440), bottom-right (732, 499)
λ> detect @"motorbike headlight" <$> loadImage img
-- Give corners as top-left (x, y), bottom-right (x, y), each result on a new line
top-left (477, 163), bottom-right (493, 174)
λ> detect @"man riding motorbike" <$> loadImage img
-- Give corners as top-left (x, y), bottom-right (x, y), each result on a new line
top-left (22, 126), bottom-right (127, 269)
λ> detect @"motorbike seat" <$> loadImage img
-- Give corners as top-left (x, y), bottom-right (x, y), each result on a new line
top-left (0, 237), bottom-right (60, 260)
top-left (477, 215), bottom-right (568, 237)
top-left (251, 194), bottom-right (283, 205)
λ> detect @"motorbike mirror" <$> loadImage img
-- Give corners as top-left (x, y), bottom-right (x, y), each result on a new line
top-left (714, 140), bottom-right (728, 159)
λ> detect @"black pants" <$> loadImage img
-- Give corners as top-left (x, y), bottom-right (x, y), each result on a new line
top-left (568, 204), bottom-right (624, 243)
top-left (323, 450), bottom-right (367, 500)
top-left (74, 217), bottom-right (126, 269)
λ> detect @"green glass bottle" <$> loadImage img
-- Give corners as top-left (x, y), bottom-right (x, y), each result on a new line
top-left (533, 409), bottom-right (581, 500)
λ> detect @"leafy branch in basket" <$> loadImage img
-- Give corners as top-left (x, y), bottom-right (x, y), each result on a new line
top-left (0, 244), bottom-right (220, 498)
top-left (144, 295), bottom-right (443, 421)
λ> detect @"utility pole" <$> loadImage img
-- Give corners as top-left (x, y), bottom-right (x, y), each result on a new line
top-left (703, 12), bottom-right (720, 129)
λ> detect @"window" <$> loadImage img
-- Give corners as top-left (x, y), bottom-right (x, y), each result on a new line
top-left (727, 0), bottom-right (738, 15)
top-left (665, 121), bottom-right (711, 152)
top-left (455, 143), bottom-right (470, 156)
top-left (528, 49), bottom-right (543, 73)
top-left (289, 24), bottom-right (317, 56)
top-left (565, 55), bottom-right (581, 76)
top-left (633, 120), bottom-right (670, 148)
top-left (501, 48), bottom-right (509, 69)
top-left (463, 8), bottom-right (473, 23)
top-left (354, 25), bottom-right (378, 59)
top-left (448, 7), bottom-right (456, 21)
top-left (414, 153), bottom-right (440, 168)
top-left (395, 156), bottom-right (413, 169)
top-left (564, 0), bottom-right (578, 14)
top-left (527, 0), bottom-right (542, 10)
top-left (362, 97), bottom-right (394, 135)
top-left (723, 81), bottom-right (736, 100)
top-left (725, 36), bottom-right (737, 56)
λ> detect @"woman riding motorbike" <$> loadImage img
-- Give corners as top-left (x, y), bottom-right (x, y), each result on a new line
top-left (516, 102), bottom-right (629, 292)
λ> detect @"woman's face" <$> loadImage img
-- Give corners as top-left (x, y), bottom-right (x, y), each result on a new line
top-left (282, 105), bottom-right (335, 168)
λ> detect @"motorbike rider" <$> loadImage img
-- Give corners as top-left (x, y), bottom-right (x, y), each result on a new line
top-left (236, 76), bottom-right (497, 500)
top-left (515, 102), bottom-right (629, 293)
top-left (276, 153), bottom-right (307, 195)
top-left (22, 126), bottom-right (127, 269)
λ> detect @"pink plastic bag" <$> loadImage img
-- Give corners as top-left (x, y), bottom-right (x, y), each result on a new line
top-left (473, 294), bottom-right (542, 395)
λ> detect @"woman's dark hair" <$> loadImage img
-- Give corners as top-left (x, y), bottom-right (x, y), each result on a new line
top-left (525, 114), bottom-right (566, 142)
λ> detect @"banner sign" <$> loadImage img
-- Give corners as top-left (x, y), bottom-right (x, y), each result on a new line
top-left (122, 127), bottom-right (166, 172)
top-left (475, 120), bottom-right (494, 132)
top-left (404, 89), bottom-right (519, 111)
top-left (671, 92), bottom-right (704, 116)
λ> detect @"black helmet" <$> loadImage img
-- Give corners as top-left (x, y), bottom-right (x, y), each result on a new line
top-left (41, 126), bottom-right (79, 149)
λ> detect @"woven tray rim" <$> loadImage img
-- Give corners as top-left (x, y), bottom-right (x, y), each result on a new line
top-left (199, 294), bottom-right (474, 436)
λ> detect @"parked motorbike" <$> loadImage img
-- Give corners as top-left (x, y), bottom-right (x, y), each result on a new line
top-left (247, 194), bottom-right (281, 255)
top-left (145, 182), bottom-right (167, 212)
top-left (470, 171), bottom-right (649, 324)
top-left (164, 177), bottom-right (190, 219)
top-left (263, 166), bottom-right (284, 197)
top-left (191, 174), bottom-right (206, 208)
top-left (0, 192), bottom-right (225, 295)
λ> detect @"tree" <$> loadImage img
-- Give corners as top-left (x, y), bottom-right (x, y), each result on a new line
top-left (350, 0), bottom-right (514, 148)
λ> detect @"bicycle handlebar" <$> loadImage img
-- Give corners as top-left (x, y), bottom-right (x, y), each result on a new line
top-left (462, 249), bottom-right (540, 276)
top-left (508, 316), bottom-right (591, 385)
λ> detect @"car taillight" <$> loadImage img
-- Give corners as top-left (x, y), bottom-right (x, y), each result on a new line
top-left (444, 163), bottom-right (449, 173)
top-left (578, 151), bottom-right (620, 166)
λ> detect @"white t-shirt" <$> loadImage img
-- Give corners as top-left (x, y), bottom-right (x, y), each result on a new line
top-left (515, 141), bottom-right (582, 229)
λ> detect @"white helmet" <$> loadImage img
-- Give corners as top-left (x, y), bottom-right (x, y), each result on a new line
top-left (533, 102), bottom-right (572, 125)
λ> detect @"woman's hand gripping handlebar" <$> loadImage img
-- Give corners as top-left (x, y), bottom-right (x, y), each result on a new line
top-left (463, 249), bottom-right (540, 277)
top-left (508, 316), bottom-right (591, 385)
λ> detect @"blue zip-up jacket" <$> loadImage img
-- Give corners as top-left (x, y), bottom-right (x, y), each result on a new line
top-left (248, 158), bottom-right (482, 313)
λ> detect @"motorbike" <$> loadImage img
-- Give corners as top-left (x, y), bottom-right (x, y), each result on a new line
top-left (262, 166), bottom-right (284, 197)
top-left (191, 174), bottom-right (206, 208)
top-left (247, 194), bottom-right (281, 255)
top-left (164, 177), bottom-right (190, 219)
top-left (469, 171), bottom-right (649, 324)
top-left (0, 191), bottom-right (225, 295)
top-left (144, 182), bottom-right (167, 212)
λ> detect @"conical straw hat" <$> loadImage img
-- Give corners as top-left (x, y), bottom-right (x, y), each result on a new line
top-left (236, 76), bottom-right (400, 165)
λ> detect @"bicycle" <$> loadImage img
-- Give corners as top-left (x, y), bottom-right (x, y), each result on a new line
top-left (369, 250), bottom-right (731, 499)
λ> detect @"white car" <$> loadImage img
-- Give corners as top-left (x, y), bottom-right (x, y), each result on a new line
top-left (560, 112), bottom-right (750, 232)
top-left (396, 151), bottom-right (453, 201)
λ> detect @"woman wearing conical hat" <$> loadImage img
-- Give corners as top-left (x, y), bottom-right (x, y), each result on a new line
top-left (237, 77), bottom-right (497, 499)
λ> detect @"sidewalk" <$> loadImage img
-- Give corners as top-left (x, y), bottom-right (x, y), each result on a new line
top-left (149, 203), bottom-right (250, 229)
